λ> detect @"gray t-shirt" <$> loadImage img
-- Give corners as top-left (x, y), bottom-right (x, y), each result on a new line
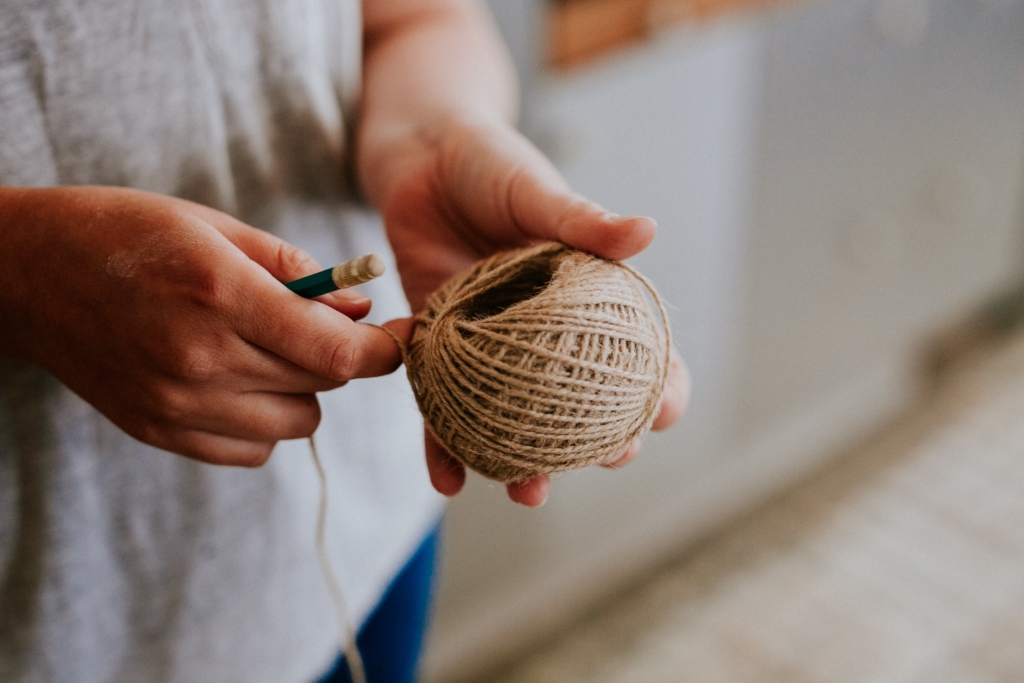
top-left (0, 1), bottom-right (443, 681)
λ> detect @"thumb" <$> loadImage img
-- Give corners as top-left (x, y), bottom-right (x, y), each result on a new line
top-left (381, 316), bottom-right (416, 347)
top-left (506, 167), bottom-right (657, 261)
top-left (443, 124), bottom-right (657, 261)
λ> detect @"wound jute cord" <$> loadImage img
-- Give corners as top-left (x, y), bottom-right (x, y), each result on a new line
top-left (309, 434), bottom-right (367, 683)
top-left (386, 242), bottom-right (672, 483)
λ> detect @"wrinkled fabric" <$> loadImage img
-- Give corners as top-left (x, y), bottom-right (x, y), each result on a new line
top-left (0, 1), bottom-right (443, 681)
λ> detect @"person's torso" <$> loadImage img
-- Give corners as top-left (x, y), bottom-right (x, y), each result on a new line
top-left (0, 0), bottom-right (362, 216)
top-left (0, 3), bottom-right (442, 682)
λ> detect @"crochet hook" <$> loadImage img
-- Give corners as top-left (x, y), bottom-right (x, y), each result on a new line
top-left (285, 253), bottom-right (386, 299)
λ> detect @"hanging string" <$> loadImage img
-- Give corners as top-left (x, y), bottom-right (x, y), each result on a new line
top-left (309, 434), bottom-right (367, 683)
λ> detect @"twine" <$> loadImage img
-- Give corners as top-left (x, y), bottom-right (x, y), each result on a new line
top-left (396, 242), bottom-right (671, 483)
top-left (309, 435), bottom-right (366, 683)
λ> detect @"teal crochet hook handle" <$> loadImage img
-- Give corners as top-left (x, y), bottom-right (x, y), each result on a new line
top-left (285, 253), bottom-right (385, 299)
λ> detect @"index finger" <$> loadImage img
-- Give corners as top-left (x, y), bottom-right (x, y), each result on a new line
top-left (438, 123), bottom-right (656, 261)
top-left (239, 276), bottom-right (403, 381)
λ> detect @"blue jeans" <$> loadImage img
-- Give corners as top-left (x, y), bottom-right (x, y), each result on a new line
top-left (316, 527), bottom-right (440, 683)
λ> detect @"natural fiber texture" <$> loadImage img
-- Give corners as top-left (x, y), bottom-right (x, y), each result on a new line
top-left (404, 242), bottom-right (671, 483)
top-left (309, 435), bottom-right (366, 683)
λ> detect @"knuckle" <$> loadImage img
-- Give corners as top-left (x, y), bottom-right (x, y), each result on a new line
top-left (146, 382), bottom-right (193, 424)
top-left (265, 396), bottom-right (322, 441)
top-left (194, 441), bottom-right (274, 468)
top-left (166, 344), bottom-right (218, 383)
top-left (131, 420), bottom-right (165, 450)
top-left (238, 444), bottom-right (274, 468)
top-left (293, 398), bottom-right (322, 438)
top-left (325, 334), bottom-right (360, 381)
top-left (274, 242), bottom-right (316, 280)
top-left (188, 267), bottom-right (234, 312)
top-left (503, 164), bottom-right (531, 233)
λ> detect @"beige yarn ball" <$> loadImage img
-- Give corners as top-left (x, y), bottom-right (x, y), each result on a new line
top-left (404, 242), bottom-right (671, 483)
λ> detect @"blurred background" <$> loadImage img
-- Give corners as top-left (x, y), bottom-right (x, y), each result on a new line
top-left (422, 0), bottom-right (1024, 680)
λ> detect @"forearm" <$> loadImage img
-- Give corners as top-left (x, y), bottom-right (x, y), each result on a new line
top-left (357, 0), bottom-right (519, 206)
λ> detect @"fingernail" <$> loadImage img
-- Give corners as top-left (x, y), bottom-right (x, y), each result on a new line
top-left (602, 211), bottom-right (655, 227)
top-left (616, 214), bottom-right (656, 228)
top-left (349, 294), bottom-right (371, 306)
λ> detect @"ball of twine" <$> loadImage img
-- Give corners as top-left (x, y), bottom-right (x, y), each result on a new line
top-left (404, 242), bottom-right (671, 483)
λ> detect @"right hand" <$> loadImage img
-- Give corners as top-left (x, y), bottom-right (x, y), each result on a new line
top-left (0, 186), bottom-right (402, 466)
top-left (362, 114), bottom-right (690, 506)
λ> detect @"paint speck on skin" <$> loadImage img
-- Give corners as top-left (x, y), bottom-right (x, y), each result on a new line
top-left (106, 251), bottom-right (140, 278)
top-left (105, 234), bottom-right (174, 279)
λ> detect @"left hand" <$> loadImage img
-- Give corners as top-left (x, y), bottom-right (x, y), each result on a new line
top-left (371, 114), bottom-right (690, 506)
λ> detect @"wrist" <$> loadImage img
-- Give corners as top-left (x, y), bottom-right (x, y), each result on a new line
top-left (0, 186), bottom-right (50, 361)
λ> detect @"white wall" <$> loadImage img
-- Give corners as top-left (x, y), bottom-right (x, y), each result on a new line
top-left (424, 1), bottom-right (1024, 679)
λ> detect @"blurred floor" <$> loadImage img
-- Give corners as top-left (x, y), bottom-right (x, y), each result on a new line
top-left (478, 324), bottom-right (1024, 683)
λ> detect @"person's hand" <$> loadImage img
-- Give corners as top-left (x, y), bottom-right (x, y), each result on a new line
top-left (0, 186), bottom-right (402, 466)
top-left (362, 114), bottom-right (690, 506)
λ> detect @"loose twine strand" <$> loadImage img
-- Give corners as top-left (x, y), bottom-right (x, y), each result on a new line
top-left (309, 434), bottom-right (367, 683)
